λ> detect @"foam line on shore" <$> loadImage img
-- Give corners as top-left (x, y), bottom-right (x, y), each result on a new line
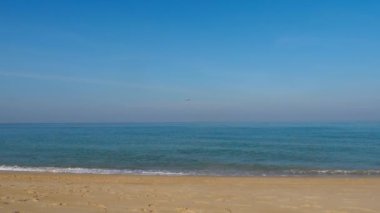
top-left (0, 165), bottom-right (189, 176)
top-left (1, 165), bottom-right (380, 176)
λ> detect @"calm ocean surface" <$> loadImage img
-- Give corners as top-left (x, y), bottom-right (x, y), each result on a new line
top-left (0, 123), bottom-right (379, 176)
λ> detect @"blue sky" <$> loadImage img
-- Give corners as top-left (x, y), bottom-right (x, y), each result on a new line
top-left (1, 0), bottom-right (379, 122)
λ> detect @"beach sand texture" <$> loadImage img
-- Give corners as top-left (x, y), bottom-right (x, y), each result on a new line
top-left (0, 172), bottom-right (379, 213)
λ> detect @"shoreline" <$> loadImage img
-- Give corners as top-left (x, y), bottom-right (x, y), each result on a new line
top-left (2, 170), bottom-right (380, 178)
top-left (1, 165), bottom-right (380, 177)
top-left (1, 172), bottom-right (380, 212)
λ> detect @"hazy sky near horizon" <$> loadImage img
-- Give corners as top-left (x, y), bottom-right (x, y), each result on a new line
top-left (1, 0), bottom-right (380, 122)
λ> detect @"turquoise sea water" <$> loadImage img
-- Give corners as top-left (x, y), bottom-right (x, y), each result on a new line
top-left (0, 123), bottom-right (379, 176)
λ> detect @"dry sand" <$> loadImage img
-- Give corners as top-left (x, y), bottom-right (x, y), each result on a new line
top-left (0, 172), bottom-right (379, 213)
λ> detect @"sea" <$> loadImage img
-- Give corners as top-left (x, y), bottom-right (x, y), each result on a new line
top-left (0, 123), bottom-right (379, 176)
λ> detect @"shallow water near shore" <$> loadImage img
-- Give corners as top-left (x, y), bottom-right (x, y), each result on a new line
top-left (0, 123), bottom-right (379, 176)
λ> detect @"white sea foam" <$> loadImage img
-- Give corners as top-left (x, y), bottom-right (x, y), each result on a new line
top-left (283, 169), bottom-right (380, 176)
top-left (0, 165), bottom-right (189, 176)
top-left (1, 165), bottom-right (379, 176)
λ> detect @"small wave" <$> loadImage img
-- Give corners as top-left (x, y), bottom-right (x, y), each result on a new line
top-left (1, 165), bottom-right (380, 176)
top-left (283, 169), bottom-right (380, 176)
top-left (0, 165), bottom-right (190, 176)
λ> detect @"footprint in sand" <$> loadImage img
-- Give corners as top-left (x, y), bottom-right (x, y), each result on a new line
top-left (88, 203), bottom-right (107, 212)
top-left (140, 203), bottom-right (155, 212)
top-left (51, 202), bottom-right (66, 207)
top-left (176, 207), bottom-right (197, 213)
top-left (1, 196), bottom-right (15, 204)
top-left (26, 189), bottom-right (35, 194)
top-left (341, 207), bottom-right (378, 213)
top-left (140, 207), bottom-right (154, 212)
top-left (225, 207), bottom-right (232, 213)
top-left (324, 210), bottom-right (347, 213)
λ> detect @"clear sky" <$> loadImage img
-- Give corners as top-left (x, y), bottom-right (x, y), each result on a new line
top-left (1, 0), bottom-right (379, 122)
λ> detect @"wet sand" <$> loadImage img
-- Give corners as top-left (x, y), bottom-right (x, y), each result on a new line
top-left (0, 172), bottom-right (379, 213)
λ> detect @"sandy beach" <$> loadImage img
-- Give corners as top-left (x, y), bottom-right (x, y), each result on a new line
top-left (0, 172), bottom-right (379, 213)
